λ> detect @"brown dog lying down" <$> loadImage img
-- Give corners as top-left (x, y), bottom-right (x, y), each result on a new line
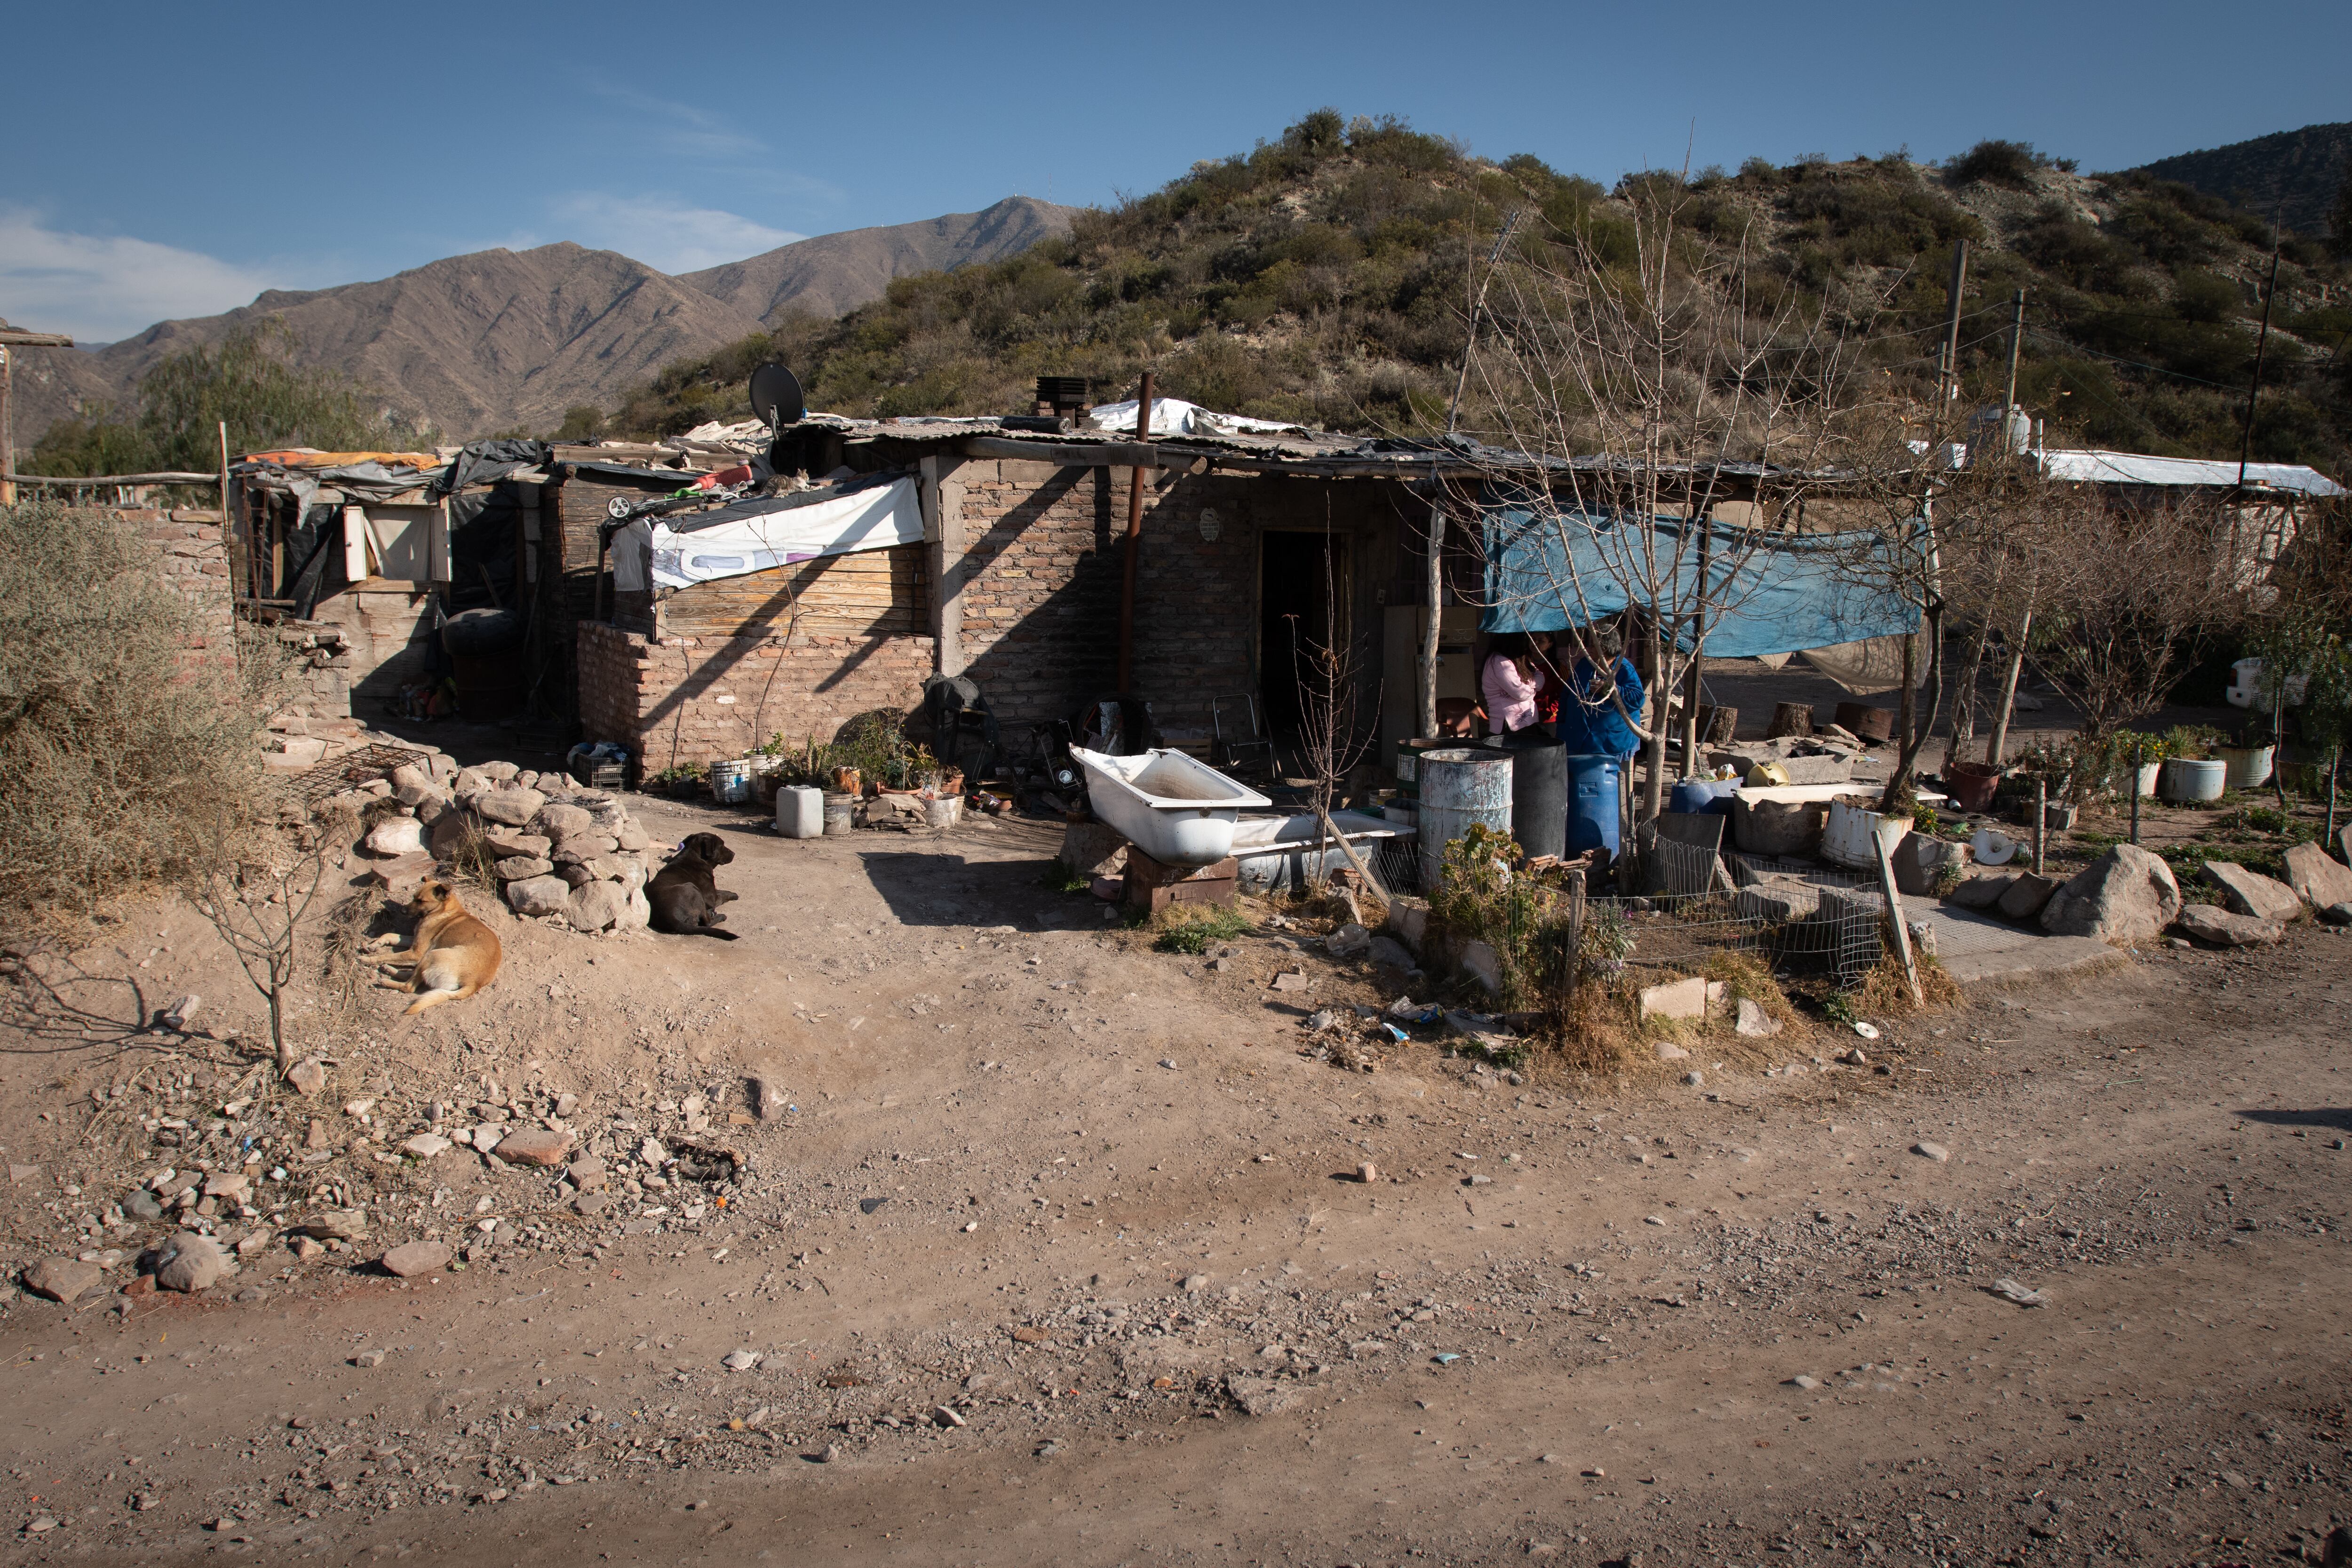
top-left (648, 832), bottom-right (739, 940)
top-left (374, 880), bottom-right (502, 1014)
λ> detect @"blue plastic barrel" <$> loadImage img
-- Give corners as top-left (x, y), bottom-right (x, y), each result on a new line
top-left (1564, 754), bottom-right (1622, 859)
top-left (1668, 778), bottom-right (1716, 815)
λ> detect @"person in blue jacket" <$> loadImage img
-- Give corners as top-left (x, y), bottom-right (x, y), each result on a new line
top-left (1554, 625), bottom-right (1645, 762)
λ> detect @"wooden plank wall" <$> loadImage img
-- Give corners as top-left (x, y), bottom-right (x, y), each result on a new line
top-left (654, 545), bottom-right (928, 640)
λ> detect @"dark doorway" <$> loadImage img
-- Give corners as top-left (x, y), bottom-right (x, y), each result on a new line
top-left (1258, 530), bottom-right (1349, 747)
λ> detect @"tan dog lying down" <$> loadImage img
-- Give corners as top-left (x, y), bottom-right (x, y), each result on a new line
top-left (374, 880), bottom-right (502, 1015)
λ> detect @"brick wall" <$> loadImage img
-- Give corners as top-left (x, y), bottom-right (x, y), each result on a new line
top-left (578, 621), bottom-right (936, 774)
top-left (81, 507), bottom-right (236, 679)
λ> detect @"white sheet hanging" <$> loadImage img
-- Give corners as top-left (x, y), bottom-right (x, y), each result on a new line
top-left (640, 478), bottom-right (922, 589)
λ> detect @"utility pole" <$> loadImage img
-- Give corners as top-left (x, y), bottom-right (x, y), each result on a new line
top-left (0, 320), bottom-right (78, 507)
top-left (1420, 210), bottom-right (1521, 739)
top-left (1937, 239), bottom-right (1970, 404)
top-left (2002, 289), bottom-right (2026, 450)
top-left (2236, 244), bottom-right (2281, 489)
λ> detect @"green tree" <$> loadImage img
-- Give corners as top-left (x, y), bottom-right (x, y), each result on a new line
top-left (31, 320), bottom-right (430, 477)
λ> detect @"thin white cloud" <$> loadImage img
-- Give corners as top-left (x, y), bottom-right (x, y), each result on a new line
top-left (0, 208), bottom-right (287, 342)
top-left (552, 193), bottom-right (807, 274)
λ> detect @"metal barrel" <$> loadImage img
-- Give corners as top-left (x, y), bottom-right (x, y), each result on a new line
top-left (1416, 747), bottom-right (1514, 889)
top-left (1511, 742), bottom-right (1567, 860)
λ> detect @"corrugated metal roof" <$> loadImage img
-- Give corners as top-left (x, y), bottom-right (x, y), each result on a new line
top-left (2037, 447), bottom-right (2345, 497)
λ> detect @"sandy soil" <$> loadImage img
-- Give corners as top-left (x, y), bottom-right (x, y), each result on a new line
top-left (0, 795), bottom-right (2347, 1567)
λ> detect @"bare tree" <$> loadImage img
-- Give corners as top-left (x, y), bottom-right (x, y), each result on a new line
top-left (1463, 174), bottom-right (1880, 820)
top-left (1285, 521), bottom-right (1382, 895)
top-left (187, 815), bottom-right (332, 1076)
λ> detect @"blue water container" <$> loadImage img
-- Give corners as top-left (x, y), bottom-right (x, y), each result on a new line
top-left (1564, 753), bottom-right (1622, 859)
top-left (1668, 778), bottom-right (1736, 815)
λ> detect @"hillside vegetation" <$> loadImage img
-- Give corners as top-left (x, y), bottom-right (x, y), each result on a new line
top-left (611, 111), bottom-right (2352, 478)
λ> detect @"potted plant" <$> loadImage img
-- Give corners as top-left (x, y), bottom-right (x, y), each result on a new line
top-left (2159, 724), bottom-right (2225, 804)
top-left (1823, 788), bottom-right (1915, 870)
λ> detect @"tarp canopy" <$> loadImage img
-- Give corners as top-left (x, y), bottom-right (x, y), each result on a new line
top-left (612, 476), bottom-right (922, 592)
top-left (1480, 503), bottom-right (1919, 657)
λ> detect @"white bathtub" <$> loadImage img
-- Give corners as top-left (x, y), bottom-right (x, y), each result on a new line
top-left (1071, 747), bottom-right (1271, 867)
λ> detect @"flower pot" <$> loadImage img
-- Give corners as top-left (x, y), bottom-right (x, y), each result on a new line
top-left (2159, 757), bottom-right (2225, 804)
top-left (2217, 745), bottom-right (2273, 791)
top-left (1944, 761), bottom-right (2002, 813)
top-left (1823, 799), bottom-right (1913, 870)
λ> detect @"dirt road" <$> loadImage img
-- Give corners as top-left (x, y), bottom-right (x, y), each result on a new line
top-left (1, 801), bottom-right (2346, 1566)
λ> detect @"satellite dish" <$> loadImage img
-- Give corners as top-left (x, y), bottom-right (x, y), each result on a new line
top-left (749, 363), bottom-right (805, 431)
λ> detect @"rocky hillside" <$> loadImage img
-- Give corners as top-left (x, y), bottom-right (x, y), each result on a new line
top-left (13, 198), bottom-right (1075, 450)
top-left (612, 114), bottom-right (2352, 480)
top-left (2136, 121), bottom-right (2351, 238)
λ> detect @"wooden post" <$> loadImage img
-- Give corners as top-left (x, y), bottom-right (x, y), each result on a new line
top-left (1985, 604), bottom-right (2033, 766)
top-left (2130, 736), bottom-right (2144, 846)
top-left (2033, 777), bottom-right (2047, 876)
top-left (1680, 500), bottom-right (1715, 779)
top-left (1115, 372), bottom-right (1153, 691)
top-left (0, 344), bottom-right (12, 509)
top-left (1314, 804), bottom-right (1391, 908)
top-left (1419, 494), bottom-right (1443, 739)
top-left (1872, 826), bottom-right (1926, 1007)
top-left (1562, 866), bottom-right (1586, 1009)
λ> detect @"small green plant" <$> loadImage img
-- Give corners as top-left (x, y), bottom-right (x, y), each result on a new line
top-left (1152, 906), bottom-right (1253, 954)
top-left (2161, 724), bottom-right (2221, 762)
top-left (646, 764), bottom-right (704, 793)
top-left (1041, 861), bottom-right (1094, 894)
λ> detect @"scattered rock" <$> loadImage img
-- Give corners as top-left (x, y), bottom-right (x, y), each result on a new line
top-left (565, 1156), bottom-right (607, 1191)
top-left (1653, 1041), bottom-right (1690, 1061)
top-left (125, 1188), bottom-right (164, 1221)
top-left (153, 1233), bottom-right (228, 1293)
top-left (2321, 901), bottom-right (2352, 927)
top-left (2039, 844), bottom-right (2182, 945)
top-left (2204, 860), bottom-right (2304, 923)
top-left (493, 1128), bottom-right (572, 1167)
top-left (723, 1350), bottom-right (762, 1371)
top-left (352, 1348), bottom-right (388, 1368)
top-left (1912, 1141), bottom-right (1950, 1162)
top-left (1366, 934), bottom-right (1415, 971)
top-left (1638, 975), bottom-right (1722, 1021)
top-left (1460, 940), bottom-right (1502, 995)
top-left (1682, 1070), bottom-right (1704, 1086)
top-left (1270, 971), bottom-right (1310, 992)
top-left (564, 880), bottom-right (628, 933)
top-left (400, 1133), bottom-right (452, 1159)
top-left (1947, 872), bottom-right (2015, 911)
top-left (1325, 923), bottom-right (1372, 958)
top-left (934, 1405), bottom-right (967, 1428)
top-left (1181, 1273), bottom-right (1210, 1292)
top-left (2177, 902), bottom-right (2285, 947)
top-left (380, 1240), bottom-right (452, 1278)
top-left (1357, 1162), bottom-right (1378, 1184)
top-left (23, 1256), bottom-right (105, 1303)
top-left (1224, 1373), bottom-right (1296, 1417)
top-left (1786, 1374), bottom-right (1821, 1390)
top-left (284, 1059), bottom-right (327, 1097)
top-left (1734, 996), bottom-right (1782, 1038)
top-left (159, 994), bottom-right (201, 1031)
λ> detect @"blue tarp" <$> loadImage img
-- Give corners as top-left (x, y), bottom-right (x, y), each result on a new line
top-left (1479, 503), bottom-right (1920, 656)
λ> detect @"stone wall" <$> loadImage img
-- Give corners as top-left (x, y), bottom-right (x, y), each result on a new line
top-left (577, 621), bottom-right (937, 775)
top-left (87, 507), bottom-right (235, 679)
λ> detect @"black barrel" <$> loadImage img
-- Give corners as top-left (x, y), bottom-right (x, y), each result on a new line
top-left (1510, 741), bottom-right (1567, 859)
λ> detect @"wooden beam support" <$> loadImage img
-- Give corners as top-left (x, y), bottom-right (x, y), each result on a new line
top-left (958, 436), bottom-right (1162, 468)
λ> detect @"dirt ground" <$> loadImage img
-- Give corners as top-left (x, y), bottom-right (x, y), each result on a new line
top-left (0, 792), bottom-right (2347, 1568)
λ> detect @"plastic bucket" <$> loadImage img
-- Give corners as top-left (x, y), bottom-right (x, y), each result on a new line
top-left (1511, 743), bottom-right (1568, 860)
top-left (1564, 753), bottom-right (1623, 860)
top-left (1417, 747), bottom-right (1514, 889)
top-left (2161, 757), bottom-right (2226, 804)
top-left (710, 759), bottom-right (756, 805)
top-left (1944, 762), bottom-right (2001, 813)
top-left (922, 793), bottom-right (962, 829)
top-left (821, 791), bottom-right (858, 834)
top-left (1824, 800), bottom-right (1912, 869)
top-left (777, 785), bottom-right (824, 839)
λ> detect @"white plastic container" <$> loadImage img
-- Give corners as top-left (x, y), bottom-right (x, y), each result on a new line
top-left (1071, 746), bottom-right (1271, 867)
top-left (2217, 744), bottom-right (2273, 791)
top-left (1822, 798), bottom-right (1914, 870)
top-left (777, 784), bottom-right (823, 839)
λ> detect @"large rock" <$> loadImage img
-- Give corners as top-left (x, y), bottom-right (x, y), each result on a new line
top-left (2204, 860), bottom-right (2303, 922)
top-left (153, 1233), bottom-right (228, 1293)
top-left (2040, 844), bottom-right (2182, 945)
top-left (366, 850), bottom-right (439, 901)
top-left (1947, 872), bottom-right (2015, 911)
top-left (363, 815), bottom-right (424, 857)
top-left (1734, 875), bottom-right (1822, 924)
top-left (2177, 903), bottom-right (2284, 947)
top-left (475, 787), bottom-right (548, 828)
top-left (23, 1256), bottom-right (105, 1303)
top-left (380, 1240), bottom-right (452, 1278)
top-left (1891, 832), bottom-right (1972, 896)
top-left (1381, 896), bottom-right (1429, 957)
top-left (536, 803), bottom-right (595, 841)
top-left (1996, 872), bottom-right (2059, 922)
top-left (618, 887), bottom-right (653, 931)
top-left (494, 856), bottom-right (554, 882)
top-left (1731, 797), bottom-right (1828, 859)
top-left (1057, 820), bottom-right (1129, 878)
top-left (481, 827), bottom-right (550, 859)
top-left (2283, 842), bottom-right (2352, 911)
top-left (505, 875), bottom-right (573, 917)
top-left (565, 881), bottom-right (627, 932)
top-left (429, 811), bottom-right (477, 857)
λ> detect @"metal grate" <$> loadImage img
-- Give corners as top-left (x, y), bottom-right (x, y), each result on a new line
top-left (285, 743), bottom-right (434, 806)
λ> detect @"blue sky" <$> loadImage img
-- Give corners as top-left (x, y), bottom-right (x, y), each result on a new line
top-left (6, 0), bottom-right (2347, 342)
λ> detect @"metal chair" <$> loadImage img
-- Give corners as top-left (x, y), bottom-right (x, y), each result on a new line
top-left (1208, 693), bottom-right (1276, 777)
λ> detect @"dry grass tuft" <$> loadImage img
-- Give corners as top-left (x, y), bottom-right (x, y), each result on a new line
top-left (1852, 952), bottom-right (1964, 1016)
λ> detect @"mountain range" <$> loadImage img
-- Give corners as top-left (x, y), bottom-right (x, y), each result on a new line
top-left (7, 197), bottom-right (1073, 450)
